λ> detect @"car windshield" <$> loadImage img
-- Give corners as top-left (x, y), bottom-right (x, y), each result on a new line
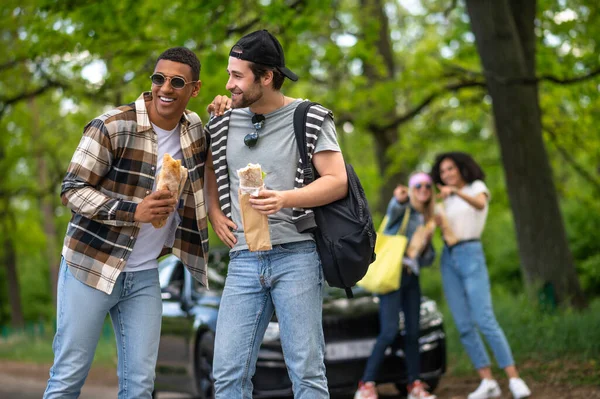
top-left (193, 267), bottom-right (225, 292)
top-left (158, 256), bottom-right (180, 289)
top-left (158, 252), bottom-right (229, 293)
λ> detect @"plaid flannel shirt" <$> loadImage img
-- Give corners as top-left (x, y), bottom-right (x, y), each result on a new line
top-left (60, 92), bottom-right (210, 294)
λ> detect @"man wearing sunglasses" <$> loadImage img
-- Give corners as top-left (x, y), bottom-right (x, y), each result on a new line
top-left (203, 30), bottom-right (348, 398)
top-left (44, 47), bottom-right (210, 399)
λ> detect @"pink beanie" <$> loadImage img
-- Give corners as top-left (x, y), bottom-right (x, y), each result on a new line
top-left (408, 172), bottom-right (433, 188)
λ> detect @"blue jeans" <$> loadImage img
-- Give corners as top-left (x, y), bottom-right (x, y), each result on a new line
top-left (362, 267), bottom-right (421, 383)
top-left (213, 240), bottom-right (329, 399)
top-left (441, 241), bottom-right (514, 370)
top-left (44, 258), bottom-right (162, 399)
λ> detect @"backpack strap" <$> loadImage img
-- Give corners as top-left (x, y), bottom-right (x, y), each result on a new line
top-left (292, 101), bottom-right (332, 233)
top-left (293, 100), bottom-right (319, 184)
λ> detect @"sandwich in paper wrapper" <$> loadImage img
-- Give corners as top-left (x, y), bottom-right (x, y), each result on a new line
top-left (237, 163), bottom-right (272, 251)
top-left (406, 219), bottom-right (437, 260)
top-left (152, 153), bottom-right (188, 228)
top-left (404, 203), bottom-right (458, 274)
top-left (405, 203), bottom-right (457, 259)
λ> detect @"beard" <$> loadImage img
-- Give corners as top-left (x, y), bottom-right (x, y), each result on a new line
top-left (231, 84), bottom-right (263, 109)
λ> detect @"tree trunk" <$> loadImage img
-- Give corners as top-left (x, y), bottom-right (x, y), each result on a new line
top-left (359, 0), bottom-right (404, 213)
top-left (465, 0), bottom-right (586, 308)
top-left (372, 130), bottom-right (407, 214)
top-left (30, 97), bottom-right (60, 307)
top-left (1, 213), bottom-right (24, 328)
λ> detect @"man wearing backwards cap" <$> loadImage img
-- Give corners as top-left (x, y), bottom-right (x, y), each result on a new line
top-left (204, 30), bottom-right (347, 398)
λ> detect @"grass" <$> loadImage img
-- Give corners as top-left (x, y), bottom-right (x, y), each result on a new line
top-left (439, 292), bottom-right (600, 385)
top-left (0, 322), bottom-right (117, 368)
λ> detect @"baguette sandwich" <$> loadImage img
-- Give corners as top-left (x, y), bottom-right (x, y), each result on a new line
top-left (237, 163), bottom-right (264, 189)
top-left (152, 153), bottom-right (188, 228)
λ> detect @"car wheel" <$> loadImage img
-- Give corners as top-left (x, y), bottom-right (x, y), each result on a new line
top-left (195, 331), bottom-right (215, 399)
top-left (395, 377), bottom-right (440, 397)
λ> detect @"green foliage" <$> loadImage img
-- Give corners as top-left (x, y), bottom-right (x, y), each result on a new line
top-left (563, 201), bottom-right (600, 297)
top-left (480, 207), bottom-right (522, 293)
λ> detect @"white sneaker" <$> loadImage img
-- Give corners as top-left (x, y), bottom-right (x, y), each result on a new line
top-left (509, 377), bottom-right (531, 398)
top-left (408, 379), bottom-right (437, 399)
top-left (354, 381), bottom-right (378, 399)
top-left (467, 379), bottom-right (502, 399)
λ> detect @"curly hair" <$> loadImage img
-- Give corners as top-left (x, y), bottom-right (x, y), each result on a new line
top-left (430, 152), bottom-right (485, 185)
top-left (156, 47), bottom-right (201, 81)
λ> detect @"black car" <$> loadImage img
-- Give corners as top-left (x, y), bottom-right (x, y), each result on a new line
top-left (154, 252), bottom-right (446, 398)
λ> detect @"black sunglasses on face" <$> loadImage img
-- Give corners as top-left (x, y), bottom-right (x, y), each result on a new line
top-left (415, 183), bottom-right (432, 190)
top-left (245, 114), bottom-right (265, 148)
top-left (150, 73), bottom-right (197, 89)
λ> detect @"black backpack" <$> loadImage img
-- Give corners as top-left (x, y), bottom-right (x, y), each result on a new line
top-left (293, 101), bottom-right (377, 298)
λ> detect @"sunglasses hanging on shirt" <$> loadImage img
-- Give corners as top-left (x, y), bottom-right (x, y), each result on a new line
top-left (244, 114), bottom-right (265, 148)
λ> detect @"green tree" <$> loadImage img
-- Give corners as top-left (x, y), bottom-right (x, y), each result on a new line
top-left (1, 0), bottom-right (598, 323)
top-left (464, 0), bottom-right (587, 308)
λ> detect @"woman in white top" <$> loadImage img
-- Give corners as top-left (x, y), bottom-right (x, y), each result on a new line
top-left (431, 152), bottom-right (531, 399)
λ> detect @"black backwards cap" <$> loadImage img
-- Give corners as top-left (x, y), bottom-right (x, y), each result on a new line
top-left (229, 30), bottom-right (298, 82)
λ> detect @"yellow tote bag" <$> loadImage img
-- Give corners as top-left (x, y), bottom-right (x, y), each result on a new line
top-left (357, 208), bottom-right (411, 294)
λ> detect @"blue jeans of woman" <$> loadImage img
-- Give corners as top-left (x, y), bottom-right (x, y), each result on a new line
top-left (44, 258), bottom-right (162, 399)
top-left (212, 240), bottom-right (329, 399)
top-left (441, 241), bottom-right (514, 370)
top-left (362, 267), bottom-right (421, 383)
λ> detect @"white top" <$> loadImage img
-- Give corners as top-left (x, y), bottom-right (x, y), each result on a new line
top-left (444, 180), bottom-right (490, 241)
top-left (125, 123), bottom-right (182, 272)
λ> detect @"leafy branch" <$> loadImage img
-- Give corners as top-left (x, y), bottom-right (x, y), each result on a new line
top-left (0, 80), bottom-right (65, 120)
top-left (371, 80), bottom-right (487, 132)
top-left (543, 126), bottom-right (600, 194)
top-left (443, 63), bottom-right (600, 85)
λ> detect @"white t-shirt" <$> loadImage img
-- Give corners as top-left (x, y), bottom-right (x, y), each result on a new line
top-left (444, 180), bottom-right (490, 241)
top-left (125, 123), bottom-right (182, 272)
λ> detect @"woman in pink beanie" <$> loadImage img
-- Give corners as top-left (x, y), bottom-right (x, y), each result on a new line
top-left (354, 172), bottom-right (437, 399)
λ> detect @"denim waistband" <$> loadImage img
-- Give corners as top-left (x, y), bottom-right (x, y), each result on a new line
top-left (445, 238), bottom-right (480, 249)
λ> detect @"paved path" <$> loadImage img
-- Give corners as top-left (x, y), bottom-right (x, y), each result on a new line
top-left (2, 362), bottom-right (598, 398)
top-left (0, 372), bottom-right (191, 399)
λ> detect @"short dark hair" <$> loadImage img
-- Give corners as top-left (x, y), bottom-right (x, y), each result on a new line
top-left (431, 151), bottom-right (486, 185)
top-left (247, 60), bottom-right (285, 90)
top-left (156, 47), bottom-right (201, 81)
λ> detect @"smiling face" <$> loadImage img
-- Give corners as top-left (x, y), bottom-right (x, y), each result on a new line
top-left (439, 158), bottom-right (465, 187)
top-left (225, 57), bottom-right (263, 109)
top-left (412, 183), bottom-right (433, 203)
top-left (148, 59), bottom-right (201, 130)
